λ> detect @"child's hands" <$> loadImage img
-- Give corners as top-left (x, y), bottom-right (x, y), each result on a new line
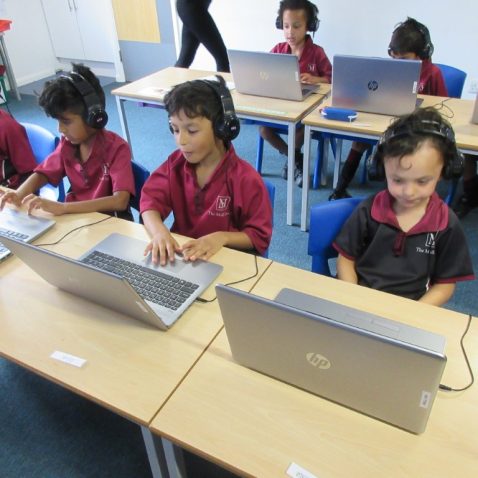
top-left (0, 190), bottom-right (22, 210)
top-left (144, 228), bottom-right (181, 266)
top-left (181, 232), bottom-right (225, 262)
top-left (300, 73), bottom-right (319, 85)
top-left (23, 194), bottom-right (66, 216)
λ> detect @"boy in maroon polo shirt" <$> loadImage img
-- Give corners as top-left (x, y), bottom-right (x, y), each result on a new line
top-left (140, 76), bottom-right (273, 265)
top-left (0, 64), bottom-right (135, 218)
top-left (333, 108), bottom-right (474, 307)
top-left (260, 0), bottom-right (332, 187)
top-left (0, 109), bottom-right (36, 189)
top-left (330, 17), bottom-right (448, 201)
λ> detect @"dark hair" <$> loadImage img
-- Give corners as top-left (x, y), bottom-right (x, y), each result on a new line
top-left (38, 63), bottom-right (105, 120)
top-left (164, 79), bottom-right (223, 127)
top-left (277, 0), bottom-right (318, 28)
top-left (388, 17), bottom-right (434, 60)
top-left (380, 108), bottom-right (456, 168)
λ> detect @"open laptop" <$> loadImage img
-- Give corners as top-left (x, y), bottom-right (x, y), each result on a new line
top-left (228, 49), bottom-right (319, 101)
top-left (1, 233), bottom-right (223, 330)
top-left (0, 208), bottom-right (56, 261)
top-left (332, 55), bottom-right (422, 115)
top-left (216, 284), bottom-right (447, 434)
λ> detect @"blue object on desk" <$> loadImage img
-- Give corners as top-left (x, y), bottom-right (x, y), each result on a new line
top-left (320, 107), bottom-right (358, 122)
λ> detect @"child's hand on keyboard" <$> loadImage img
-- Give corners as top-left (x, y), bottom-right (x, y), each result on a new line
top-left (144, 227), bottom-right (182, 266)
top-left (181, 232), bottom-right (225, 262)
top-left (0, 190), bottom-right (22, 210)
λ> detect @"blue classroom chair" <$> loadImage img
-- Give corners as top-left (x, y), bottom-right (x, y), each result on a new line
top-left (436, 63), bottom-right (467, 99)
top-left (263, 178), bottom-right (275, 258)
top-left (20, 122), bottom-right (65, 202)
top-left (130, 160), bottom-right (150, 214)
top-left (308, 197), bottom-right (363, 276)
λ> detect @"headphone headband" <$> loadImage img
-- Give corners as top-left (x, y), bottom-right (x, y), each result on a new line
top-left (61, 71), bottom-right (108, 129)
top-left (276, 0), bottom-right (320, 32)
top-left (368, 114), bottom-right (464, 182)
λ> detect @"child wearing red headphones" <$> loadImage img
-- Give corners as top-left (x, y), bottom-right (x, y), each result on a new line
top-left (333, 108), bottom-right (474, 307)
top-left (140, 77), bottom-right (272, 265)
top-left (260, 0), bottom-right (332, 187)
top-left (0, 63), bottom-right (134, 218)
top-left (330, 17), bottom-right (448, 201)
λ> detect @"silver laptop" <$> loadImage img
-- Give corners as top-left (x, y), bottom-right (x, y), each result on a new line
top-left (1, 232), bottom-right (223, 330)
top-left (228, 49), bottom-right (319, 101)
top-left (0, 208), bottom-right (55, 261)
top-left (332, 55), bottom-right (422, 115)
top-left (216, 284), bottom-right (447, 434)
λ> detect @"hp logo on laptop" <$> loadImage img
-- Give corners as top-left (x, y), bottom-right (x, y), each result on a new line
top-left (306, 353), bottom-right (331, 369)
top-left (368, 80), bottom-right (379, 91)
top-left (259, 71), bottom-right (269, 81)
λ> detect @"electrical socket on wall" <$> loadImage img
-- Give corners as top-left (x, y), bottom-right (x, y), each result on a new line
top-left (469, 78), bottom-right (478, 94)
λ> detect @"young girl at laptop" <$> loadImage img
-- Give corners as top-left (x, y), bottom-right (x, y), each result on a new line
top-left (0, 64), bottom-right (135, 219)
top-left (333, 108), bottom-right (474, 307)
top-left (140, 76), bottom-right (272, 265)
top-left (0, 110), bottom-right (36, 189)
top-left (329, 17), bottom-right (448, 200)
top-left (260, 0), bottom-right (332, 187)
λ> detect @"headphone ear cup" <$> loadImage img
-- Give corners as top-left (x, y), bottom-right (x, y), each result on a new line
top-left (168, 122), bottom-right (174, 134)
top-left (86, 108), bottom-right (108, 129)
top-left (275, 15), bottom-right (282, 29)
top-left (442, 151), bottom-right (464, 180)
top-left (367, 147), bottom-right (386, 182)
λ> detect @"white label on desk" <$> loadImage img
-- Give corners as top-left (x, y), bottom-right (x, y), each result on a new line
top-left (50, 351), bottom-right (87, 368)
top-left (286, 462), bottom-right (318, 478)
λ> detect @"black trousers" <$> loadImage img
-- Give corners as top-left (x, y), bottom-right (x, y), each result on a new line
top-left (175, 0), bottom-right (230, 72)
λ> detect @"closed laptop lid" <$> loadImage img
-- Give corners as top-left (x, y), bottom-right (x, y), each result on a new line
top-left (332, 55), bottom-right (421, 115)
top-left (216, 284), bottom-right (446, 433)
top-left (228, 49), bottom-right (318, 101)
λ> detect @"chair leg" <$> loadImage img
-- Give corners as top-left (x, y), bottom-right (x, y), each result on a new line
top-left (256, 135), bottom-right (264, 173)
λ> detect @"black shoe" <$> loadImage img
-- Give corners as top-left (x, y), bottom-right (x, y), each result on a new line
top-left (453, 194), bottom-right (478, 218)
top-left (328, 189), bottom-right (352, 201)
top-left (281, 160), bottom-right (288, 180)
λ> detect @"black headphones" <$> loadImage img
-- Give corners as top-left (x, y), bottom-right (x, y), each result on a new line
top-left (169, 75), bottom-right (240, 142)
top-left (61, 71), bottom-right (108, 129)
top-left (388, 18), bottom-right (434, 59)
top-left (275, 0), bottom-right (320, 33)
top-left (367, 117), bottom-right (464, 182)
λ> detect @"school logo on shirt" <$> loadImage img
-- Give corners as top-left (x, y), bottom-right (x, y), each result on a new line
top-left (215, 195), bottom-right (231, 211)
top-left (307, 63), bottom-right (316, 73)
top-left (416, 233), bottom-right (436, 255)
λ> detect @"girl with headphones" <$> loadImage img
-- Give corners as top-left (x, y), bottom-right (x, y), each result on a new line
top-left (333, 107), bottom-right (474, 307)
top-left (260, 0), bottom-right (332, 188)
top-left (140, 77), bottom-right (272, 265)
top-left (330, 17), bottom-right (448, 201)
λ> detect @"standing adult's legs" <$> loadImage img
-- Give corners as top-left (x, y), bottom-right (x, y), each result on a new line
top-left (175, 0), bottom-right (230, 72)
top-left (175, 22), bottom-right (201, 68)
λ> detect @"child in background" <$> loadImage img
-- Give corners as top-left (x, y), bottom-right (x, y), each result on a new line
top-left (260, 0), bottom-right (331, 187)
top-left (0, 109), bottom-right (36, 189)
top-left (0, 64), bottom-right (135, 218)
top-left (140, 76), bottom-right (272, 265)
top-left (334, 108), bottom-right (474, 307)
top-left (329, 17), bottom-right (448, 200)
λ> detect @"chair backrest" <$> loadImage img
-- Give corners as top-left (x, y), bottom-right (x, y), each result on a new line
top-left (20, 122), bottom-right (65, 201)
top-left (130, 160), bottom-right (150, 212)
top-left (308, 197), bottom-right (363, 276)
top-left (435, 63), bottom-right (467, 98)
top-left (263, 179), bottom-right (275, 258)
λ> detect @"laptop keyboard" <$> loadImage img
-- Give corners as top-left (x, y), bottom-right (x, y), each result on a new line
top-left (0, 227), bottom-right (29, 255)
top-left (80, 250), bottom-right (199, 311)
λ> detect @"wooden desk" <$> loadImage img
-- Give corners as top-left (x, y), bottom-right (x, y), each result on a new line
top-left (0, 210), bottom-right (271, 477)
top-left (300, 95), bottom-right (478, 230)
top-left (112, 67), bottom-right (330, 226)
top-left (151, 262), bottom-right (478, 478)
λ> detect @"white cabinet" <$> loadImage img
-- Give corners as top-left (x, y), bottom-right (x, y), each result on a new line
top-left (41, 0), bottom-right (117, 63)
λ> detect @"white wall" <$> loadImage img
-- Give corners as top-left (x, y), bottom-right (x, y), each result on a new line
top-left (186, 0), bottom-right (478, 99)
